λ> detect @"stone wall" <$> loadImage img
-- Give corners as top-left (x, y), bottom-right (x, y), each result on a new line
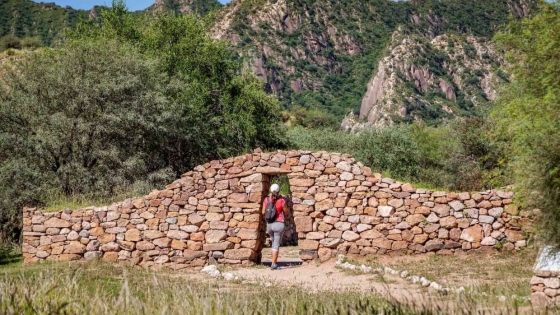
top-left (22, 149), bottom-right (534, 268)
top-left (531, 272), bottom-right (560, 307)
top-left (531, 246), bottom-right (560, 308)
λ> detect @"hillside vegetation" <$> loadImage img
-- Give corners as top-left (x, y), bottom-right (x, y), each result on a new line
top-left (0, 0), bottom-right (89, 46)
top-left (212, 0), bottom-right (535, 125)
top-left (0, 0), bottom-right (221, 50)
top-left (0, 0), bottom-right (537, 125)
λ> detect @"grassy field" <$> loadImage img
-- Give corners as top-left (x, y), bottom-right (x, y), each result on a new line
top-left (365, 248), bottom-right (539, 299)
top-left (0, 247), bottom-right (557, 315)
top-left (0, 259), bottom-right (428, 315)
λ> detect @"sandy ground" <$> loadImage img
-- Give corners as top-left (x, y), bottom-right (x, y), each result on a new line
top-left (232, 258), bottom-right (425, 296)
top-left (226, 247), bottom-right (446, 307)
top-left (200, 246), bottom-right (538, 314)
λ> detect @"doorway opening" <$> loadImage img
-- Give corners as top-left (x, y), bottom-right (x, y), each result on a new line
top-left (259, 174), bottom-right (301, 268)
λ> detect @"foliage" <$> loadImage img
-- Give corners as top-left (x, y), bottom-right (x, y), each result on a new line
top-left (287, 119), bottom-right (505, 191)
top-left (0, 40), bottom-right (172, 233)
top-left (159, 0), bottom-right (222, 16)
top-left (288, 105), bottom-right (338, 128)
top-left (0, 35), bottom-right (43, 52)
top-left (354, 125), bottom-right (421, 180)
top-left (0, 0), bottom-right (90, 46)
top-left (0, 2), bottom-right (285, 243)
top-left (271, 175), bottom-right (291, 195)
top-left (492, 1), bottom-right (560, 245)
top-left (20, 36), bottom-right (43, 50)
top-left (0, 242), bottom-right (21, 266)
top-left (286, 126), bottom-right (357, 154)
top-left (0, 0), bottom-right (220, 49)
top-left (0, 36), bottom-right (22, 50)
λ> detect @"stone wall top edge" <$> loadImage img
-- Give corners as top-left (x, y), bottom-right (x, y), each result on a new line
top-left (23, 148), bottom-right (518, 216)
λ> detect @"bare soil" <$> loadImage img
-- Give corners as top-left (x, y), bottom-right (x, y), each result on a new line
top-left (207, 246), bottom-right (541, 314)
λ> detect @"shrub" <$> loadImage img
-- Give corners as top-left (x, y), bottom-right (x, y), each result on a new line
top-left (0, 36), bottom-right (21, 51)
top-left (20, 37), bottom-right (43, 50)
top-left (287, 126), bottom-right (356, 153)
top-left (354, 125), bottom-right (421, 180)
top-left (289, 106), bottom-right (338, 128)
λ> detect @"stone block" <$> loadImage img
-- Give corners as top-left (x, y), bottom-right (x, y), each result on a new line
top-left (460, 225), bottom-right (483, 243)
top-left (299, 240), bottom-right (319, 250)
top-left (206, 230), bottom-right (227, 243)
top-left (224, 249), bottom-right (255, 260)
top-left (295, 217), bottom-right (313, 232)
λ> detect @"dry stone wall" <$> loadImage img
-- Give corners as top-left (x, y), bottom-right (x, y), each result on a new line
top-left (531, 272), bottom-right (560, 307)
top-left (531, 246), bottom-right (560, 308)
top-left (22, 149), bottom-right (534, 268)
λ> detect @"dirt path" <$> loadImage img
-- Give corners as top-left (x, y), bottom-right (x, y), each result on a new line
top-left (232, 259), bottom-right (424, 295)
top-left (211, 247), bottom-right (538, 314)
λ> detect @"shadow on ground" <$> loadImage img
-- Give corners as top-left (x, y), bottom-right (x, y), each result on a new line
top-left (0, 251), bottom-right (22, 266)
top-left (260, 261), bottom-right (303, 268)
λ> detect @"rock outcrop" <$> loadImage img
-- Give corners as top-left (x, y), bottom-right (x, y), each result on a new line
top-left (211, 0), bottom-right (536, 125)
top-left (350, 31), bottom-right (505, 129)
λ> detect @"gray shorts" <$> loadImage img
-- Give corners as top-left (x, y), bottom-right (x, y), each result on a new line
top-left (267, 222), bottom-right (285, 250)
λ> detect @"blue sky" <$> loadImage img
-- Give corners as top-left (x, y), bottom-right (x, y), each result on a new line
top-left (33, 0), bottom-right (231, 11)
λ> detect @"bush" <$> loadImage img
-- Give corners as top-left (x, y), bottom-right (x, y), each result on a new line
top-left (289, 106), bottom-right (338, 128)
top-left (287, 126), bottom-right (356, 153)
top-left (354, 125), bottom-right (421, 180)
top-left (20, 37), bottom-right (43, 50)
top-left (0, 36), bottom-right (21, 51)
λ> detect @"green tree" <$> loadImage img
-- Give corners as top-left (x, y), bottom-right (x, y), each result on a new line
top-left (354, 125), bottom-right (421, 180)
top-left (0, 39), bottom-right (171, 242)
top-left (0, 2), bottom-right (285, 243)
top-left (492, 1), bottom-right (560, 244)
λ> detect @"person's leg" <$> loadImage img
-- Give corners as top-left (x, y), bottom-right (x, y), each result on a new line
top-left (267, 223), bottom-right (274, 250)
top-left (270, 222), bottom-right (285, 269)
top-left (271, 246), bottom-right (279, 265)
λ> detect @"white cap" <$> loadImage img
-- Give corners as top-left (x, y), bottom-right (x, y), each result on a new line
top-left (270, 184), bottom-right (280, 194)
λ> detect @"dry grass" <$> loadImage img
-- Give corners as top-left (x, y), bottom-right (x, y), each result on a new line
top-left (364, 248), bottom-right (538, 299)
top-left (0, 260), bottom-right (424, 315)
top-left (0, 248), bottom-right (558, 314)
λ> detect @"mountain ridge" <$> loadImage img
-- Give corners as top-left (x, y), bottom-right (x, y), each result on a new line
top-left (0, 0), bottom-right (537, 127)
top-left (211, 0), bottom-right (535, 126)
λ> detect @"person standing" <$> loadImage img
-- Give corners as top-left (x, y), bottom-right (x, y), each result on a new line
top-left (262, 183), bottom-right (289, 270)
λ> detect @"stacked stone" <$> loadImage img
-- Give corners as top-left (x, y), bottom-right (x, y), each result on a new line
top-left (531, 273), bottom-right (560, 307)
top-left (284, 152), bottom-right (531, 262)
top-left (22, 149), bottom-right (534, 267)
top-left (23, 152), bottom-right (275, 267)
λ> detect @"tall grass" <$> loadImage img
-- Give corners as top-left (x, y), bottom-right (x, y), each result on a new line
top-left (0, 261), bottom-right (556, 314)
top-left (0, 261), bottom-right (414, 315)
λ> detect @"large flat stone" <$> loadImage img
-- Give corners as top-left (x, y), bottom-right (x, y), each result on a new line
top-left (535, 246), bottom-right (560, 272)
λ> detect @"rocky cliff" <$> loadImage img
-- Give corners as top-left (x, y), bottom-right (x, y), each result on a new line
top-left (212, 0), bottom-right (535, 124)
top-left (1, 0), bottom-right (537, 127)
top-left (153, 0), bottom-right (222, 15)
top-left (347, 31), bottom-right (506, 130)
